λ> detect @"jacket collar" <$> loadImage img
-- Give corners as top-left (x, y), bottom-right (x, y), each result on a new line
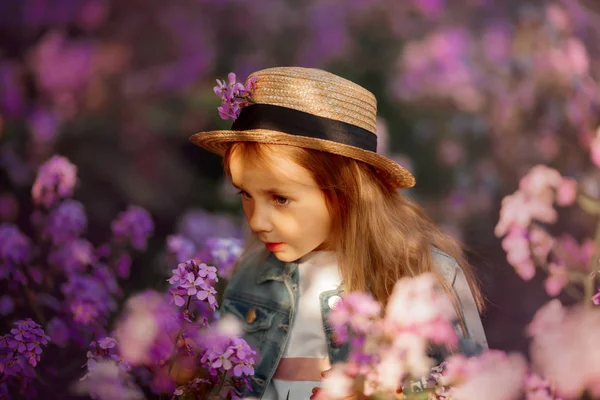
top-left (256, 252), bottom-right (294, 284)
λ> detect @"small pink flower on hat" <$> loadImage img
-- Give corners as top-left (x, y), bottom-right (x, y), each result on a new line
top-left (213, 72), bottom-right (257, 121)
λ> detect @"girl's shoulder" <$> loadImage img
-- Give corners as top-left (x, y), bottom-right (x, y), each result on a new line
top-left (430, 247), bottom-right (461, 286)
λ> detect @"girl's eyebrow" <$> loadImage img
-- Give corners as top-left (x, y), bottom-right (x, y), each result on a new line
top-left (231, 181), bottom-right (293, 196)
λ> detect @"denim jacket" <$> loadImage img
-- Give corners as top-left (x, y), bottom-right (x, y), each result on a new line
top-left (221, 247), bottom-right (488, 398)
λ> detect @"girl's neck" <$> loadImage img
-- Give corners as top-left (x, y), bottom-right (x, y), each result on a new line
top-left (297, 250), bottom-right (337, 265)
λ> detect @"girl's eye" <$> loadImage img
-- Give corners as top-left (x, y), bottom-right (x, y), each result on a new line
top-left (237, 190), bottom-right (251, 199)
top-left (274, 196), bottom-right (290, 206)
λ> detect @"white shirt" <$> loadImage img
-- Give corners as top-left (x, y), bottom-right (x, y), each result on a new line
top-left (262, 251), bottom-right (341, 399)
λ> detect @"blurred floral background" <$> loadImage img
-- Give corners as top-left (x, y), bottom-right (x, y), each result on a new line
top-left (2, 0), bottom-right (600, 397)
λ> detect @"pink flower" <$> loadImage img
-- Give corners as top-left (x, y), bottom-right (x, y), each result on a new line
top-left (556, 235), bottom-right (595, 270)
top-left (328, 292), bottom-right (381, 340)
top-left (529, 227), bottom-right (554, 261)
top-left (319, 365), bottom-right (355, 400)
top-left (494, 192), bottom-right (533, 237)
top-left (501, 228), bottom-right (536, 281)
top-left (385, 273), bottom-right (455, 328)
top-left (524, 372), bottom-right (560, 400)
top-left (556, 178), bottom-right (577, 206)
top-left (544, 263), bottom-right (568, 297)
top-left (519, 165), bottom-right (562, 199)
top-left (591, 129), bottom-right (600, 168)
top-left (593, 289), bottom-right (600, 305)
top-left (443, 350), bottom-right (528, 400)
top-left (528, 301), bottom-right (600, 398)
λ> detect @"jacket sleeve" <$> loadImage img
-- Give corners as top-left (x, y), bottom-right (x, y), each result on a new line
top-left (402, 252), bottom-right (488, 394)
top-left (451, 259), bottom-right (488, 352)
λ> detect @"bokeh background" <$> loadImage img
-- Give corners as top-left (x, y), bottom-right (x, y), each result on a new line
top-left (2, 0), bottom-right (600, 386)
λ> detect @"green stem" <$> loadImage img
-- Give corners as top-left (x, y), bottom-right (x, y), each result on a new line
top-left (213, 371), bottom-right (227, 399)
top-left (168, 296), bottom-right (193, 374)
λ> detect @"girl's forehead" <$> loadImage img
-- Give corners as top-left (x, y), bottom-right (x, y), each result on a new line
top-left (229, 149), bottom-right (316, 188)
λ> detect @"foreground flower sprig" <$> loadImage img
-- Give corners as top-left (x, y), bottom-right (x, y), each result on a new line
top-left (214, 73), bottom-right (257, 121)
top-left (319, 273), bottom-right (459, 399)
top-left (0, 319), bottom-right (50, 396)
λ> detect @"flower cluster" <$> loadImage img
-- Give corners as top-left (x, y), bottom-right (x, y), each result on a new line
top-left (111, 205), bottom-right (154, 251)
top-left (168, 259), bottom-right (218, 310)
top-left (0, 320), bottom-right (50, 398)
top-left (0, 224), bottom-right (31, 283)
top-left (205, 237), bottom-right (244, 279)
top-left (321, 273), bottom-right (459, 398)
top-left (85, 337), bottom-right (130, 374)
top-left (31, 155), bottom-right (78, 208)
top-left (0, 319), bottom-right (51, 368)
top-left (494, 165), bottom-right (579, 285)
top-left (214, 73), bottom-right (257, 121)
top-left (114, 291), bottom-right (180, 366)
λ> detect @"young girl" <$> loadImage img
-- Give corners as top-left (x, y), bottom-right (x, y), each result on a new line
top-left (190, 67), bottom-right (488, 399)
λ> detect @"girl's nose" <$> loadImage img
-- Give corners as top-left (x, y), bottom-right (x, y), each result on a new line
top-left (248, 205), bottom-right (273, 234)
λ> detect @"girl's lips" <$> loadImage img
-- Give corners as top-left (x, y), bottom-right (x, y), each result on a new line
top-left (265, 242), bottom-right (285, 251)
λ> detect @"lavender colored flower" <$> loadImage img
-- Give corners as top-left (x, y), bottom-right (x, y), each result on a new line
top-left (0, 319), bottom-right (50, 367)
top-left (31, 155), bottom-right (77, 208)
top-left (111, 205), bottom-right (154, 251)
top-left (166, 234), bottom-right (196, 264)
top-left (75, 359), bottom-right (144, 400)
top-left (45, 199), bottom-right (87, 245)
top-left (176, 209), bottom-right (242, 247)
top-left (328, 292), bottom-right (382, 342)
top-left (85, 337), bottom-right (129, 374)
top-left (28, 107), bottom-right (58, 144)
top-left (214, 73), bottom-right (257, 121)
top-left (114, 291), bottom-right (180, 366)
top-left (115, 253), bottom-right (132, 278)
top-left (61, 275), bottom-right (116, 327)
top-left (48, 238), bottom-right (95, 274)
top-left (0, 295), bottom-right (14, 316)
top-left (0, 223), bottom-right (32, 282)
top-left (168, 260), bottom-right (218, 310)
top-left (205, 237), bottom-right (244, 278)
top-left (198, 334), bottom-right (256, 379)
top-left (46, 317), bottom-right (70, 347)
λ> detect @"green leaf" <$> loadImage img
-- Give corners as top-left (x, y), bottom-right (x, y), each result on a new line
top-left (286, 389), bottom-right (291, 400)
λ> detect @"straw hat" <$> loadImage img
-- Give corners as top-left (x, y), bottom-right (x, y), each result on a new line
top-left (189, 66), bottom-right (416, 189)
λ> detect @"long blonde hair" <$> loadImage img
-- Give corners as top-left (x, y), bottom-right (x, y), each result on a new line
top-left (223, 142), bottom-right (484, 317)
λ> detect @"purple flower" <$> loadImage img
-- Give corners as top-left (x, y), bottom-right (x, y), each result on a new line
top-left (0, 319), bottom-right (50, 367)
top-left (46, 317), bottom-right (70, 347)
top-left (176, 208), bottom-right (241, 247)
top-left (48, 238), bottom-right (95, 274)
top-left (166, 234), bottom-right (196, 263)
top-left (328, 292), bottom-right (382, 342)
top-left (167, 260), bottom-right (218, 310)
top-left (61, 275), bottom-right (116, 328)
top-left (205, 237), bottom-right (244, 278)
top-left (75, 359), bottom-right (143, 400)
top-left (0, 295), bottom-right (14, 316)
top-left (45, 199), bottom-right (87, 245)
top-left (85, 337), bottom-right (129, 374)
top-left (31, 155), bottom-right (78, 208)
top-left (28, 107), bottom-right (58, 144)
top-left (198, 334), bottom-right (256, 379)
top-left (115, 253), bottom-right (132, 278)
top-left (214, 72), bottom-right (257, 121)
top-left (114, 290), bottom-right (180, 366)
top-left (0, 223), bottom-right (32, 281)
top-left (111, 205), bottom-right (154, 251)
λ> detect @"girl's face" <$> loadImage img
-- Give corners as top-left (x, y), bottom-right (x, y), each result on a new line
top-left (229, 149), bottom-right (333, 262)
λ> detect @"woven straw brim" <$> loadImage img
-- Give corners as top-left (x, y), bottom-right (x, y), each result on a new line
top-left (189, 129), bottom-right (416, 189)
